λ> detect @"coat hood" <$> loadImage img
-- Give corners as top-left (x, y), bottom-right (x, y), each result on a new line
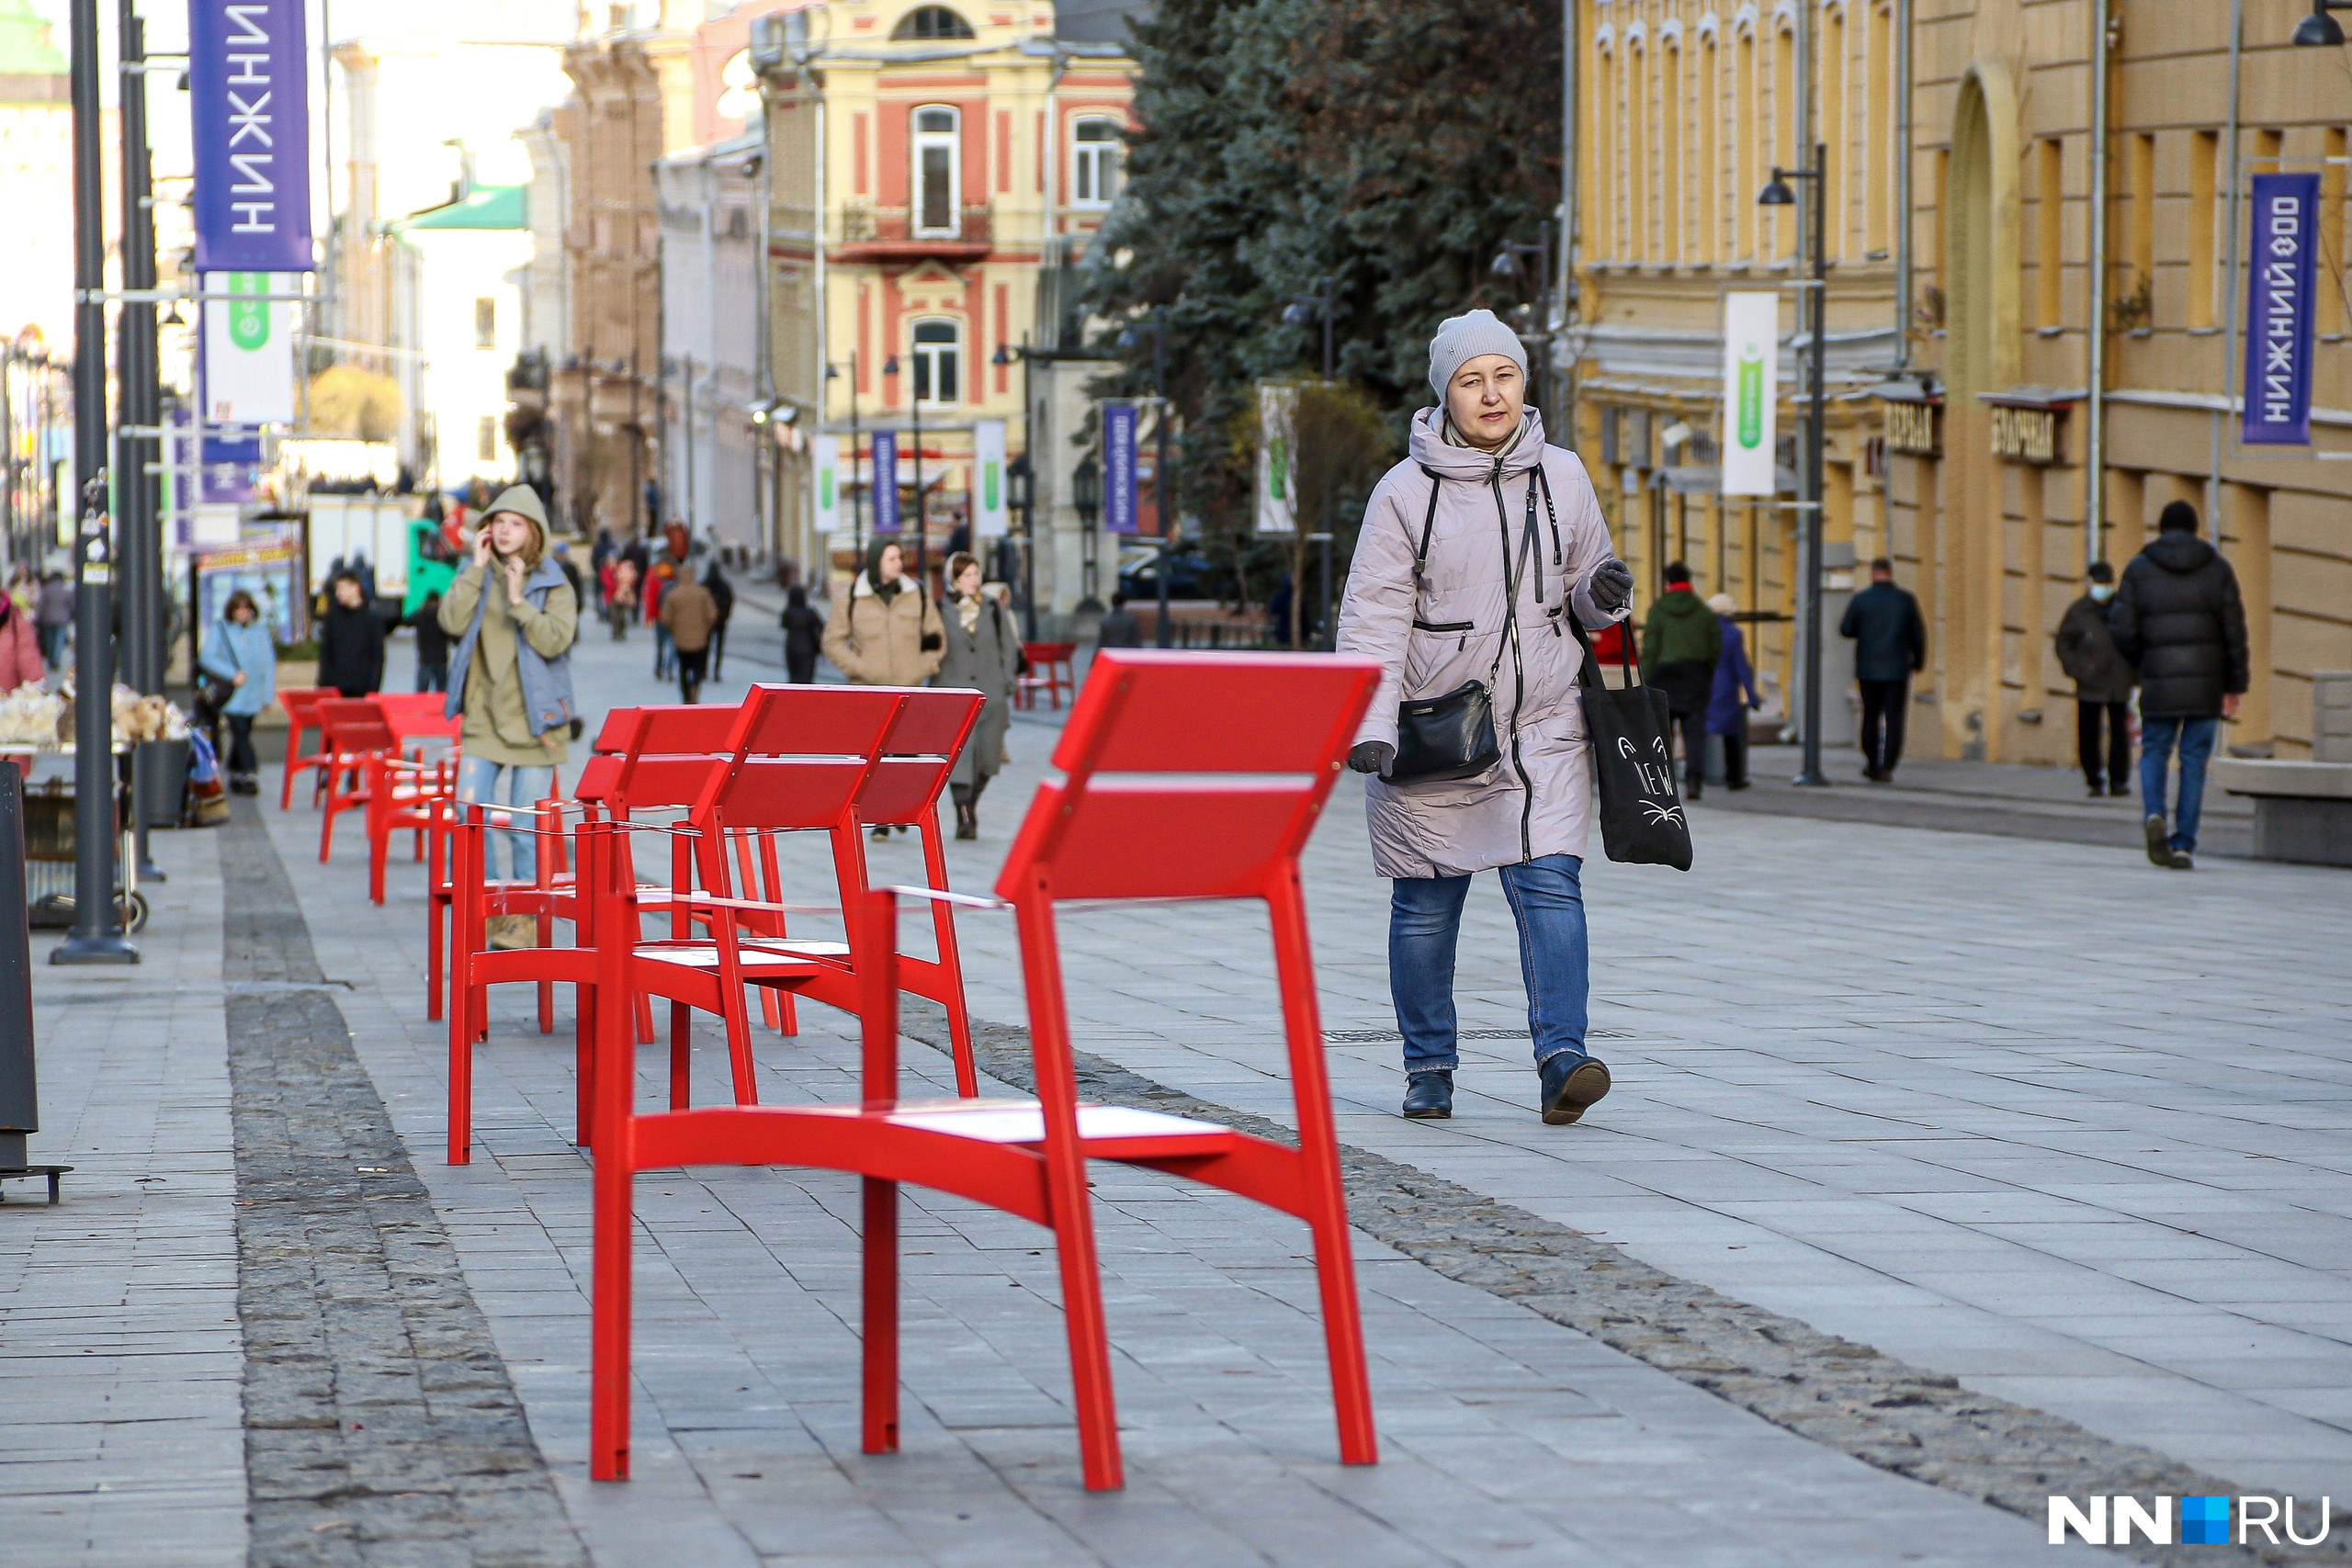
top-left (2144, 532), bottom-right (2217, 574)
top-left (483, 483), bottom-right (550, 565)
top-left (1408, 405), bottom-right (1548, 482)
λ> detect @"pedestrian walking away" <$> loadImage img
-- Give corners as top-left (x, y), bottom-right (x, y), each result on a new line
top-left (1840, 558), bottom-right (1927, 782)
top-left (1706, 592), bottom-right (1761, 790)
top-left (780, 583), bottom-right (823, 683)
top-left (1095, 592), bottom-right (1143, 649)
top-left (438, 484), bottom-right (579, 948)
top-left (407, 591), bottom-right (451, 693)
top-left (2109, 501), bottom-right (2248, 870)
top-left (658, 569), bottom-right (719, 705)
top-left (933, 551), bottom-right (1021, 840)
top-left (2054, 561), bottom-right (2136, 798)
top-left (34, 569), bottom-right (72, 671)
top-left (198, 589), bottom-right (274, 795)
top-left (1335, 308), bottom-right (1634, 1126)
top-left (823, 539), bottom-right (944, 839)
top-left (703, 558), bottom-right (735, 682)
top-left (317, 570), bottom-right (387, 697)
top-left (1642, 560), bottom-right (1721, 800)
top-left (0, 580), bottom-right (44, 694)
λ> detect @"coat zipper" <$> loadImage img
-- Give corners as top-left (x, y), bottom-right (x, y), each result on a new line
top-left (1489, 457), bottom-right (1537, 864)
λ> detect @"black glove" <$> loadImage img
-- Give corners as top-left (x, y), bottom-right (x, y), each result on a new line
top-left (919, 632), bottom-right (943, 652)
top-left (1346, 741), bottom-right (1395, 776)
top-left (1587, 558), bottom-right (1634, 615)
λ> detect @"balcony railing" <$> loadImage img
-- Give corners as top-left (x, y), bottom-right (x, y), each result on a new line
top-left (832, 203), bottom-right (994, 258)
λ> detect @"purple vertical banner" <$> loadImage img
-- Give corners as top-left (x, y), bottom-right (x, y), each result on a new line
top-left (189, 0), bottom-right (315, 273)
top-left (870, 431), bottom-right (900, 533)
top-left (1102, 400), bottom-right (1138, 535)
top-left (2243, 171), bottom-right (2322, 446)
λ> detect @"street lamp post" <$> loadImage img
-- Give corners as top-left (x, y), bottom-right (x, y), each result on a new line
top-left (882, 355), bottom-right (927, 584)
top-left (1283, 277), bottom-right (1338, 649)
top-left (826, 355), bottom-right (865, 566)
top-left (58, 0), bottom-right (133, 964)
top-left (1490, 223), bottom-right (1555, 414)
top-left (990, 338), bottom-right (1040, 638)
top-left (1759, 147), bottom-right (1830, 788)
top-left (1116, 309), bottom-right (1174, 649)
top-left (118, 4), bottom-right (164, 885)
top-left (1071, 451), bottom-right (1101, 608)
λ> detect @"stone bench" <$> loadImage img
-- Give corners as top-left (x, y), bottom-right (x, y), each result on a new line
top-left (2214, 671), bottom-right (2352, 866)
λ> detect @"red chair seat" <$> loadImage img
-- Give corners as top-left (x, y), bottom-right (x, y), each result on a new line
top-left (631, 942), bottom-right (834, 976)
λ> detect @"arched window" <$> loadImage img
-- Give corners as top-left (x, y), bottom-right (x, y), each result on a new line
top-left (1736, 26), bottom-right (1756, 259)
top-left (1772, 19), bottom-right (1796, 259)
top-left (1701, 30), bottom-right (1720, 263)
top-left (1593, 39), bottom-right (1618, 258)
top-left (1070, 118), bottom-right (1120, 208)
top-left (892, 6), bottom-right (974, 40)
top-left (911, 319), bottom-right (961, 405)
top-left (1628, 38), bottom-right (1649, 260)
top-left (1823, 2), bottom-right (1847, 260)
top-left (1662, 38), bottom-right (1683, 263)
top-left (1865, 2), bottom-right (1892, 254)
top-left (911, 106), bottom-right (960, 235)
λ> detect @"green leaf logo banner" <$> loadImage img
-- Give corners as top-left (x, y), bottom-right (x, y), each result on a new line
top-left (228, 273), bottom-right (270, 352)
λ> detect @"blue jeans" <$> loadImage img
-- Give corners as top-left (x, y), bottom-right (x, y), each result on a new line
top-left (457, 756), bottom-right (556, 882)
top-left (1389, 854), bottom-right (1590, 1074)
top-left (415, 663), bottom-right (447, 693)
top-left (2139, 716), bottom-right (2220, 852)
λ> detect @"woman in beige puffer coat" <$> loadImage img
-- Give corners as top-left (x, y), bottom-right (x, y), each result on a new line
top-left (822, 538), bottom-right (944, 688)
top-left (1335, 309), bottom-right (1634, 1129)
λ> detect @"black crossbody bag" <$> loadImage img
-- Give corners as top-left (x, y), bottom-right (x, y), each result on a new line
top-left (1387, 468), bottom-right (1538, 786)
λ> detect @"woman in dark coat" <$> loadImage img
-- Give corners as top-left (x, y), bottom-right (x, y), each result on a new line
top-left (316, 570), bottom-right (385, 696)
top-left (932, 551), bottom-right (1021, 840)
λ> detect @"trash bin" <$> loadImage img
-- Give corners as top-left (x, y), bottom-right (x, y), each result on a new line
top-left (135, 739), bottom-right (189, 830)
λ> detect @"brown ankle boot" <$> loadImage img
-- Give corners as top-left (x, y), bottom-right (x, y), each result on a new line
top-left (955, 800), bottom-right (978, 840)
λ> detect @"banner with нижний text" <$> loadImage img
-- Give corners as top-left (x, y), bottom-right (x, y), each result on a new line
top-left (871, 432), bottom-right (899, 534)
top-left (973, 420), bottom-right (1008, 538)
top-left (1102, 401), bottom-right (1138, 536)
top-left (1720, 291), bottom-right (1780, 495)
top-left (2243, 171), bottom-right (2322, 447)
top-left (809, 434), bottom-right (839, 534)
top-left (189, 0), bottom-right (314, 273)
top-left (1255, 381), bottom-right (1296, 535)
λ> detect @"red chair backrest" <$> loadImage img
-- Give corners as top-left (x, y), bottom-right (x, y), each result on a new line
top-left (316, 697), bottom-right (398, 756)
top-left (695, 756), bottom-right (872, 834)
top-left (727, 683), bottom-right (908, 758)
top-left (857, 688), bottom-right (984, 826)
top-left (995, 650), bottom-right (1379, 904)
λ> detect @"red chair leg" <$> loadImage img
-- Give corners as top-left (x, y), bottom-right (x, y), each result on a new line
top-left (669, 1001), bottom-right (692, 1110)
top-left (1013, 897), bottom-right (1124, 1492)
top-left (425, 891), bottom-right (445, 1021)
top-left (590, 880), bottom-right (634, 1481)
top-left (861, 1176), bottom-right (899, 1455)
top-left (447, 837), bottom-right (477, 1166)
top-left (917, 818), bottom-right (978, 1097)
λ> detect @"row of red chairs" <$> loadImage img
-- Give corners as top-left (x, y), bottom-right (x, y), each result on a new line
top-left (317, 654), bottom-right (1385, 1496)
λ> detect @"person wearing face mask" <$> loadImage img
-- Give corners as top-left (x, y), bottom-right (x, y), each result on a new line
top-left (439, 485), bottom-right (579, 949)
top-left (2054, 561), bottom-right (2135, 798)
top-left (1335, 309), bottom-right (1634, 1126)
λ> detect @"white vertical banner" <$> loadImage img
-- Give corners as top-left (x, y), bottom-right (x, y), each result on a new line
top-left (202, 271), bottom-right (298, 424)
top-left (1719, 290), bottom-right (1780, 496)
top-left (972, 419), bottom-right (1008, 538)
top-left (809, 434), bottom-right (840, 534)
top-left (1255, 380), bottom-right (1297, 535)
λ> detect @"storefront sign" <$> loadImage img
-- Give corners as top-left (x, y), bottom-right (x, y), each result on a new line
top-left (972, 419), bottom-right (1008, 538)
top-left (870, 431), bottom-right (899, 533)
top-left (1719, 291), bottom-right (1779, 496)
top-left (1990, 405), bottom-right (2060, 464)
top-left (189, 0), bottom-right (314, 273)
top-left (194, 537), bottom-right (303, 643)
top-left (809, 434), bottom-right (839, 534)
top-left (1255, 381), bottom-right (1296, 535)
top-left (1883, 400), bottom-right (1939, 457)
top-left (1102, 400), bottom-right (1138, 536)
top-left (2244, 171), bottom-right (2321, 446)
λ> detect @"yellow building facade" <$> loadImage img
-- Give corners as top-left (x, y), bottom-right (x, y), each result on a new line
top-left (1571, 0), bottom-right (2352, 763)
top-left (759, 1), bottom-right (1139, 584)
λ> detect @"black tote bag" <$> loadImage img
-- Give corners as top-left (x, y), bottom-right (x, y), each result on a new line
top-left (1568, 618), bottom-right (1694, 871)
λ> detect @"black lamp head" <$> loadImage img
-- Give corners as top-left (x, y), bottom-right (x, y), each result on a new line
top-left (1758, 172), bottom-right (1798, 207)
top-left (2295, 2), bottom-right (2345, 46)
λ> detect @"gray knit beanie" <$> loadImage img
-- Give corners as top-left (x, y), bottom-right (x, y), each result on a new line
top-left (1427, 309), bottom-right (1527, 397)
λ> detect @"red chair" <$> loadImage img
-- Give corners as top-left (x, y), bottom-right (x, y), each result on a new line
top-left (364, 750), bottom-right (458, 905)
top-left (442, 705), bottom-right (737, 1163)
top-left (277, 686), bottom-right (330, 809)
top-left (586, 649), bottom-right (1382, 1491)
top-left (1016, 641), bottom-right (1077, 710)
top-left (314, 699), bottom-right (399, 863)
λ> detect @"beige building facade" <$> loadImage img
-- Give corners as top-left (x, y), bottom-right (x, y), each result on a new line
top-left (1570, 0), bottom-right (2352, 764)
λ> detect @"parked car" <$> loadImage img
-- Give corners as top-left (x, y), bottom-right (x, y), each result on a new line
top-left (1117, 543), bottom-right (1227, 602)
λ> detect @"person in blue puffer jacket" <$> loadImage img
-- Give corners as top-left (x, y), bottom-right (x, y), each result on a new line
top-left (198, 590), bottom-right (277, 795)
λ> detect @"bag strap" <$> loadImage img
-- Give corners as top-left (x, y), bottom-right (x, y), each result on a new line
top-left (1412, 465), bottom-right (1442, 580)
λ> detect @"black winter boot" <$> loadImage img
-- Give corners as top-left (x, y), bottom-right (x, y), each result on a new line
top-left (1401, 1070), bottom-right (1453, 1119)
top-left (1539, 1055), bottom-right (1611, 1125)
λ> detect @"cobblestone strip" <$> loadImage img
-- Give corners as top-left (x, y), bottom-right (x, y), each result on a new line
top-left (221, 799), bottom-right (587, 1568)
top-left (900, 1003), bottom-right (2347, 1568)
